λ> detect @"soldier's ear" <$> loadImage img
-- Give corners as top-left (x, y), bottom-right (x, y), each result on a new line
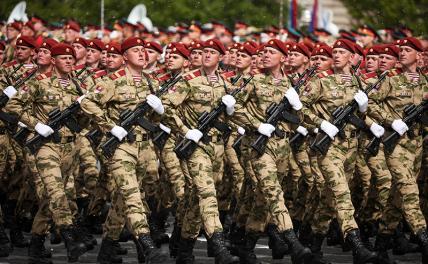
top-left (183, 59), bottom-right (190, 68)
top-left (51, 57), bottom-right (56, 66)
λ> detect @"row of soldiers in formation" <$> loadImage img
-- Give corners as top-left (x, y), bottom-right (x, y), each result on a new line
top-left (0, 28), bottom-right (426, 264)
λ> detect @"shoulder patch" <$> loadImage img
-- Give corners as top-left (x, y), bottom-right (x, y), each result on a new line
top-left (157, 73), bottom-right (172, 83)
top-left (109, 69), bottom-right (126, 80)
top-left (388, 68), bottom-right (403, 77)
top-left (221, 71), bottom-right (236, 79)
top-left (317, 69), bottom-right (334, 79)
top-left (3, 60), bottom-right (18, 68)
top-left (73, 64), bottom-right (85, 71)
top-left (183, 69), bottom-right (202, 81)
top-left (35, 71), bottom-right (52, 80)
top-left (92, 70), bottom-right (107, 79)
top-left (153, 67), bottom-right (166, 77)
top-left (362, 71), bottom-right (377, 81)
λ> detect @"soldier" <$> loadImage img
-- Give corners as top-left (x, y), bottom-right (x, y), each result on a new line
top-left (4, 22), bottom-right (22, 62)
top-left (300, 38), bottom-right (377, 264)
top-left (64, 21), bottom-right (81, 44)
top-left (367, 37), bottom-right (428, 264)
top-left (161, 38), bottom-right (239, 264)
top-left (144, 41), bottom-right (163, 72)
top-left (188, 40), bottom-right (203, 70)
top-left (6, 43), bottom-right (89, 262)
top-left (86, 39), bottom-right (104, 70)
top-left (80, 37), bottom-right (168, 263)
top-left (72, 37), bottom-right (88, 67)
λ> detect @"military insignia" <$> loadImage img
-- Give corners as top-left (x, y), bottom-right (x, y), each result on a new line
top-left (168, 85), bottom-right (177, 93)
top-left (362, 71), bottom-right (377, 81)
top-left (92, 70), bottom-right (107, 79)
top-left (317, 69), bottom-right (334, 79)
top-left (94, 86), bottom-right (103, 93)
top-left (183, 69), bottom-right (202, 81)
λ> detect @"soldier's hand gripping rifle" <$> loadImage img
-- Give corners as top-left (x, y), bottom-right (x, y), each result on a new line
top-left (0, 63), bottom-right (24, 87)
top-left (310, 71), bottom-right (388, 155)
top-left (100, 73), bottom-right (183, 158)
top-left (152, 73), bottom-right (242, 150)
top-left (381, 100), bottom-right (428, 154)
top-left (250, 66), bottom-right (317, 156)
top-left (174, 76), bottom-right (254, 160)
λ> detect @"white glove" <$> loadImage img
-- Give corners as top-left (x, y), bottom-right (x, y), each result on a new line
top-left (391, 119), bottom-right (408, 136)
top-left (237, 126), bottom-right (245, 135)
top-left (320, 120), bottom-right (339, 140)
top-left (222, 94), bottom-right (236, 116)
top-left (296, 126), bottom-right (308, 136)
top-left (110, 125), bottom-right (128, 141)
top-left (147, 94), bottom-right (165, 115)
top-left (159, 123), bottom-right (171, 134)
top-left (257, 123), bottom-right (276, 137)
top-left (285, 88), bottom-right (303, 111)
top-left (3, 86), bottom-right (17, 99)
top-left (185, 129), bottom-right (203, 143)
top-left (314, 128), bottom-right (319, 134)
top-left (18, 121), bottom-right (27, 128)
top-left (35, 122), bottom-right (54, 138)
top-left (370, 122), bottom-right (385, 138)
top-left (353, 90), bottom-right (368, 113)
top-left (76, 95), bottom-right (86, 104)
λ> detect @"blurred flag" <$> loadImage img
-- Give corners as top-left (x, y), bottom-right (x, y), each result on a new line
top-left (288, 0), bottom-right (298, 29)
top-left (310, 0), bottom-right (318, 32)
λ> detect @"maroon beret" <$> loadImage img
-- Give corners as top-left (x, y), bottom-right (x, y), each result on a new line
top-left (379, 44), bottom-right (400, 58)
top-left (333, 39), bottom-right (355, 53)
top-left (229, 42), bottom-right (242, 51)
top-left (170, 42), bottom-right (190, 59)
top-left (16, 36), bottom-right (36, 49)
top-left (256, 43), bottom-right (265, 54)
top-left (145, 41), bottom-right (163, 53)
top-left (87, 39), bottom-right (104, 51)
top-left (365, 45), bottom-right (382, 56)
top-left (106, 42), bottom-right (122, 55)
top-left (311, 44), bottom-right (332, 58)
top-left (265, 39), bottom-right (288, 55)
top-left (121, 37), bottom-right (145, 53)
top-left (73, 37), bottom-right (88, 48)
top-left (189, 40), bottom-right (203, 51)
top-left (64, 21), bottom-right (80, 32)
top-left (204, 38), bottom-right (226, 55)
top-left (244, 40), bottom-right (258, 49)
top-left (289, 42), bottom-right (311, 58)
top-left (40, 38), bottom-right (59, 51)
top-left (399, 37), bottom-right (423, 52)
top-left (23, 21), bottom-right (35, 32)
top-left (238, 43), bottom-right (257, 56)
top-left (51, 43), bottom-right (76, 58)
top-left (7, 21), bottom-right (22, 31)
top-left (283, 41), bottom-right (296, 50)
top-left (353, 43), bottom-right (364, 56)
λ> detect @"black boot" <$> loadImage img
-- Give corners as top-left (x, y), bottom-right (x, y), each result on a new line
top-left (359, 222), bottom-right (374, 251)
top-left (169, 223), bottom-right (181, 258)
top-left (392, 222), bottom-right (420, 255)
top-left (416, 229), bottom-right (428, 264)
top-left (229, 224), bottom-right (245, 256)
top-left (132, 236), bottom-right (145, 263)
top-left (10, 225), bottom-right (29, 248)
top-left (149, 215), bottom-right (169, 247)
top-left (283, 229), bottom-right (312, 264)
top-left (326, 219), bottom-right (342, 246)
top-left (0, 224), bottom-right (11, 257)
top-left (267, 224), bottom-right (289, 259)
top-left (298, 223), bottom-right (313, 247)
top-left (237, 232), bottom-right (260, 264)
top-left (60, 225), bottom-right (88, 262)
top-left (176, 237), bottom-right (196, 264)
top-left (112, 240), bottom-right (128, 255)
top-left (74, 218), bottom-right (97, 250)
top-left (28, 234), bottom-right (53, 264)
top-left (97, 237), bottom-right (123, 264)
top-left (310, 233), bottom-right (331, 264)
top-left (374, 233), bottom-right (396, 264)
top-left (345, 229), bottom-right (377, 264)
top-left (83, 214), bottom-right (103, 235)
top-left (208, 232), bottom-right (239, 264)
top-left (49, 224), bottom-right (62, 245)
top-left (137, 234), bottom-right (168, 263)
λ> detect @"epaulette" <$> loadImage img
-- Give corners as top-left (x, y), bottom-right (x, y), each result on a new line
top-left (317, 69), bottom-right (334, 79)
top-left (388, 68), bottom-right (402, 77)
top-left (3, 60), bottom-right (17, 68)
top-left (221, 71), bottom-right (236, 80)
top-left (362, 71), bottom-right (377, 81)
top-left (36, 71), bottom-right (52, 80)
top-left (153, 67), bottom-right (166, 77)
top-left (183, 69), bottom-right (202, 81)
top-left (73, 64), bottom-right (85, 71)
top-left (92, 70), bottom-right (108, 79)
top-left (109, 69), bottom-right (126, 80)
top-left (157, 72), bottom-right (172, 82)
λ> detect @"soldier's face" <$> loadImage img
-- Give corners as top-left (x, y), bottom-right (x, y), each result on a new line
top-left (358, 35), bottom-right (374, 47)
top-left (100, 50), bottom-right (107, 67)
top-left (72, 43), bottom-right (87, 61)
top-left (106, 53), bottom-right (123, 71)
top-left (37, 48), bottom-right (52, 66)
top-left (86, 48), bottom-right (101, 65)
top-left (21, 26), bottom-right (35, 37)
top-left (262, 47), bottom-right (285, 69)
top-left (310, 55), bottom-right (332, 71)
top-left (202, 48), bottom-right (222, 68)
top-left (6, 26), bottom-right (19, 40)
top-left (124, 46), bottom-right (147, 68)
top-left (146, 49), bottom-right (160, 65)
top-left (166, 53), bottom-right (187, 71)
top-left (64, 29), bottom-right (79, 43)
top-left (235, 51), bottom-right (252, 70)
top-left (288, 51), bottom-right (308, 68)
top-left (14, 46), bottom-right (34, 63)
top-left (251, 55), bottom-right (258, 71)
top-left (52, 55), bottom-right (75, 74)
top-left (332, 48), bottom-right (353, 69)
top-left (190, 49), bottom-right (203, 67)
top-left (365, 55), bottom-right (379, 72)
top-left (378, 54), bottom-right (397, 71)
top-left (399, 46), bottom-right (418, 67)
top-left (257, 52), bottom-right (264, 69)
top-left (229, 49), bottom-right (238, 66)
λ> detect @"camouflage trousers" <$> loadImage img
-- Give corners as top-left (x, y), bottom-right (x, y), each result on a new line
top-left (312, 134), bottom-right (359, 236)
top-left (34, 141), bottom-right (78, 228)
top-left (223, 132), bottom-right (245, 208)
top-left (159, 137), bottom-right (190, 226)
top-left (181, 138), bottom-right (224, 239)
top-left (246, 136), bottom-right (293, 233)
top-left (420, 132), bottom-right (428, 221)
top-left (379, 135), bottom-right (426, 235)
top-left (102, 139), bottom-right (153, 238)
